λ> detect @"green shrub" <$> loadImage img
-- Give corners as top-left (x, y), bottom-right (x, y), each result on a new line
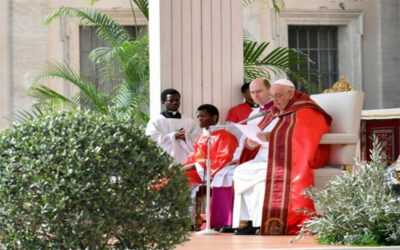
top-left (297, 138), bottom-right (400, 246)
top-left (0, 111), bottom-right (192, 249)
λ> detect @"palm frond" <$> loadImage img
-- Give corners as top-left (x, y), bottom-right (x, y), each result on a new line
top-left (43, 7), bottom-right (130, 47)
top-left (113, 77), bottom-right (148, 109)
top-left (87, 0), bottom-right (99, 5)
top-left (112, 79), bottom-right (149, 125)
top-left (116, 37), bottom-right (149, 87)
top-left (95, 64), bottom-right (124, 98)
top-left (29, 85), bottom-right (79, 112)
top-left (261, 47), bottom-right (306, 68)
top-left (113, 83), bottom-right (136, 110)
top-left (29, 61), bottom-right (110, 114)
top-left (4, 106), bottom-right (44, 125)
top-left (244, 41), bottom-right (269, 64)
top-left (89, 36), bottom-right (149, 93)
top-left (131, 0), bottom-right (149, 20)
top-left (244, 40), bottom-right (300, 81)
top-left (89, 47), bottom-right (119, 65)
top-left (243, 40), bottom-right (319, 92)
top-left (287, 69), bottom-right (320, 94)
top-left (113, 90), bottom-right (149, 125)
top-left (242, 0), bottom-right (285, 12)
top-left (101, 37), bottom-right (150, 119)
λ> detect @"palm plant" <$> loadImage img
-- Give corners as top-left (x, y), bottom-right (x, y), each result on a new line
top-left (88, 0), bottom-right (148, 19)
top-left (29, 60), bottom-right (109, 114)
top-left (130, 0), bottom-right (317, 92)
top-left (27, 6), bottom-right (149, 124)
top-left (243, 39), bottom-right (319, 94)
top-left (21, 0), bottom-right (315, 125)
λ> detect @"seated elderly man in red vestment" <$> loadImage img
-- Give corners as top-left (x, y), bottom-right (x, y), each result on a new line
top-left (232, 79), bottom-right (332, 235)
top-left (183, 104), bottom-right (238, 230)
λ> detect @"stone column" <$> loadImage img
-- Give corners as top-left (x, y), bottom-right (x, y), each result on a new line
top-left (0, 0), bottom-right (13, 128)
top-left (378, 0), bottom-right (400, 108)
top-left (149, 0), bottom-right (243, 122)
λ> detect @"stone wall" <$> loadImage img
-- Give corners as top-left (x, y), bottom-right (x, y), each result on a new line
top-left (379, 0), bottom-right (400, 109)
top-left (243, 0), bottom-right (400, 110)
top-left (0, 0), bottom-right (399, 129)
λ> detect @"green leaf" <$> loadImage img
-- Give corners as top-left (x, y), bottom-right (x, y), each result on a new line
top-left (0, 112), bottom-right (190, 248)
top-left (43, 7), bottom-right (130, 47)
top-left (28, 60), bottom-right (110, 114)
top-left (296, 137), bottom-right (400, 246)
top-left (131, 0), bottom-right (149, 20)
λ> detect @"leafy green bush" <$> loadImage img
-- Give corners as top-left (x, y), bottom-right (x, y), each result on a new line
top-left (298, 138), bottom-right (400, 246)
top-left (0, 111), bottom-right (192, 249)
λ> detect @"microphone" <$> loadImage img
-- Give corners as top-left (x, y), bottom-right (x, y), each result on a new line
top-left (237, 110), bottom-right (268, 124)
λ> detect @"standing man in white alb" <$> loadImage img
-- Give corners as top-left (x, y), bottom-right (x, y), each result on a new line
top-left (146, 89), bottom-right (200, 164)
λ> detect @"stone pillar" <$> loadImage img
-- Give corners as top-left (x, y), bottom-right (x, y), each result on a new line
top-left (378, 0), bottom-right (400, 108)
top-left (0, 0), bottom-right (12, 128)
top-left (149, 0), bottom-right (243, 122)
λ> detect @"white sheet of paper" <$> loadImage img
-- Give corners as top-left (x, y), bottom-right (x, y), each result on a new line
top-left (234, 123), bottom-right (266, 145)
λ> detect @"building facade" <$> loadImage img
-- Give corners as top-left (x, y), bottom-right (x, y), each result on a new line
top-left (0, 0), bottom-right (399, 128)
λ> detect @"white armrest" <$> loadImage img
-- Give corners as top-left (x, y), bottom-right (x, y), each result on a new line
top-left (319, 133), bottom-right (358, 144)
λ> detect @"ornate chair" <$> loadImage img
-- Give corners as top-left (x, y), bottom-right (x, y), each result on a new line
top-left (310, 77), bottom-right (364, 189)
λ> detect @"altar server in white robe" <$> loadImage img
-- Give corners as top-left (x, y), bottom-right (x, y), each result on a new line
top-left (146, 88), bottom-right (200, 164)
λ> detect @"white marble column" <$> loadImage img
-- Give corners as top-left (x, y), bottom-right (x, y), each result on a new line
top-left (0, 0), bottom-right (12, 128)
top-left (149, 0), bottom-right (243, 122)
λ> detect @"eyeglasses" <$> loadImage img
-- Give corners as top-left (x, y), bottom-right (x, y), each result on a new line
top-left (271, 91), bottom-right (291, 100)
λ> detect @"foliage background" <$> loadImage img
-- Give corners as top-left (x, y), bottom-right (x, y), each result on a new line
top-left (15, 0), bottom-right (317, 125)
top-left (0, 112), bottom-right (192, 249)
top-left (298, 139), bottom-right (400, 246)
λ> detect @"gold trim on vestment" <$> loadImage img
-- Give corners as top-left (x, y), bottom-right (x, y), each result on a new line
top-left (268, 118), bottom-right (285, 219)
top-left (280, 112), bottom-right (295, 220)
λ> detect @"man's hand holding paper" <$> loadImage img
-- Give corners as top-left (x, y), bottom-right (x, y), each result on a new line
top-left (233, 123), bottom-right (269, 146)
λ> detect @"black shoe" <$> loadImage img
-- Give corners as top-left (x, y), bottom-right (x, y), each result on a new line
top-left (219, 226), bottom-right (234, 233)
top-left (254, 228), bottom-right (260, 235)
top-left (234, 226), bottom-right (258, 235)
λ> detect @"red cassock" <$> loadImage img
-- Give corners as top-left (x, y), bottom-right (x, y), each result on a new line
top-left (185, 130), bottom-right (238, 184)
top-left (239, 91), bottom-right (332, 235)
top-left (226, 103), bottom-right (253, 123)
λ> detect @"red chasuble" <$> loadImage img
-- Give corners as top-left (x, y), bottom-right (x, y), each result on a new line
top-left (184, 130), bottom-right (238, 184)
top-left (239, 91), bottom-right (332, 235)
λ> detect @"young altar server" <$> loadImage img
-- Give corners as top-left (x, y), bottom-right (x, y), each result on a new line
top-left (183, 104), bottom-right (238, 230)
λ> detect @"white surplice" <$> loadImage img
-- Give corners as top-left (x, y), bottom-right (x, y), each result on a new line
top-left (232, 117), bottom-right (279, 228)
top-left (146, 114), bottom-right (200, 164)
top-left (210, 109), bottom-right (265, 188)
